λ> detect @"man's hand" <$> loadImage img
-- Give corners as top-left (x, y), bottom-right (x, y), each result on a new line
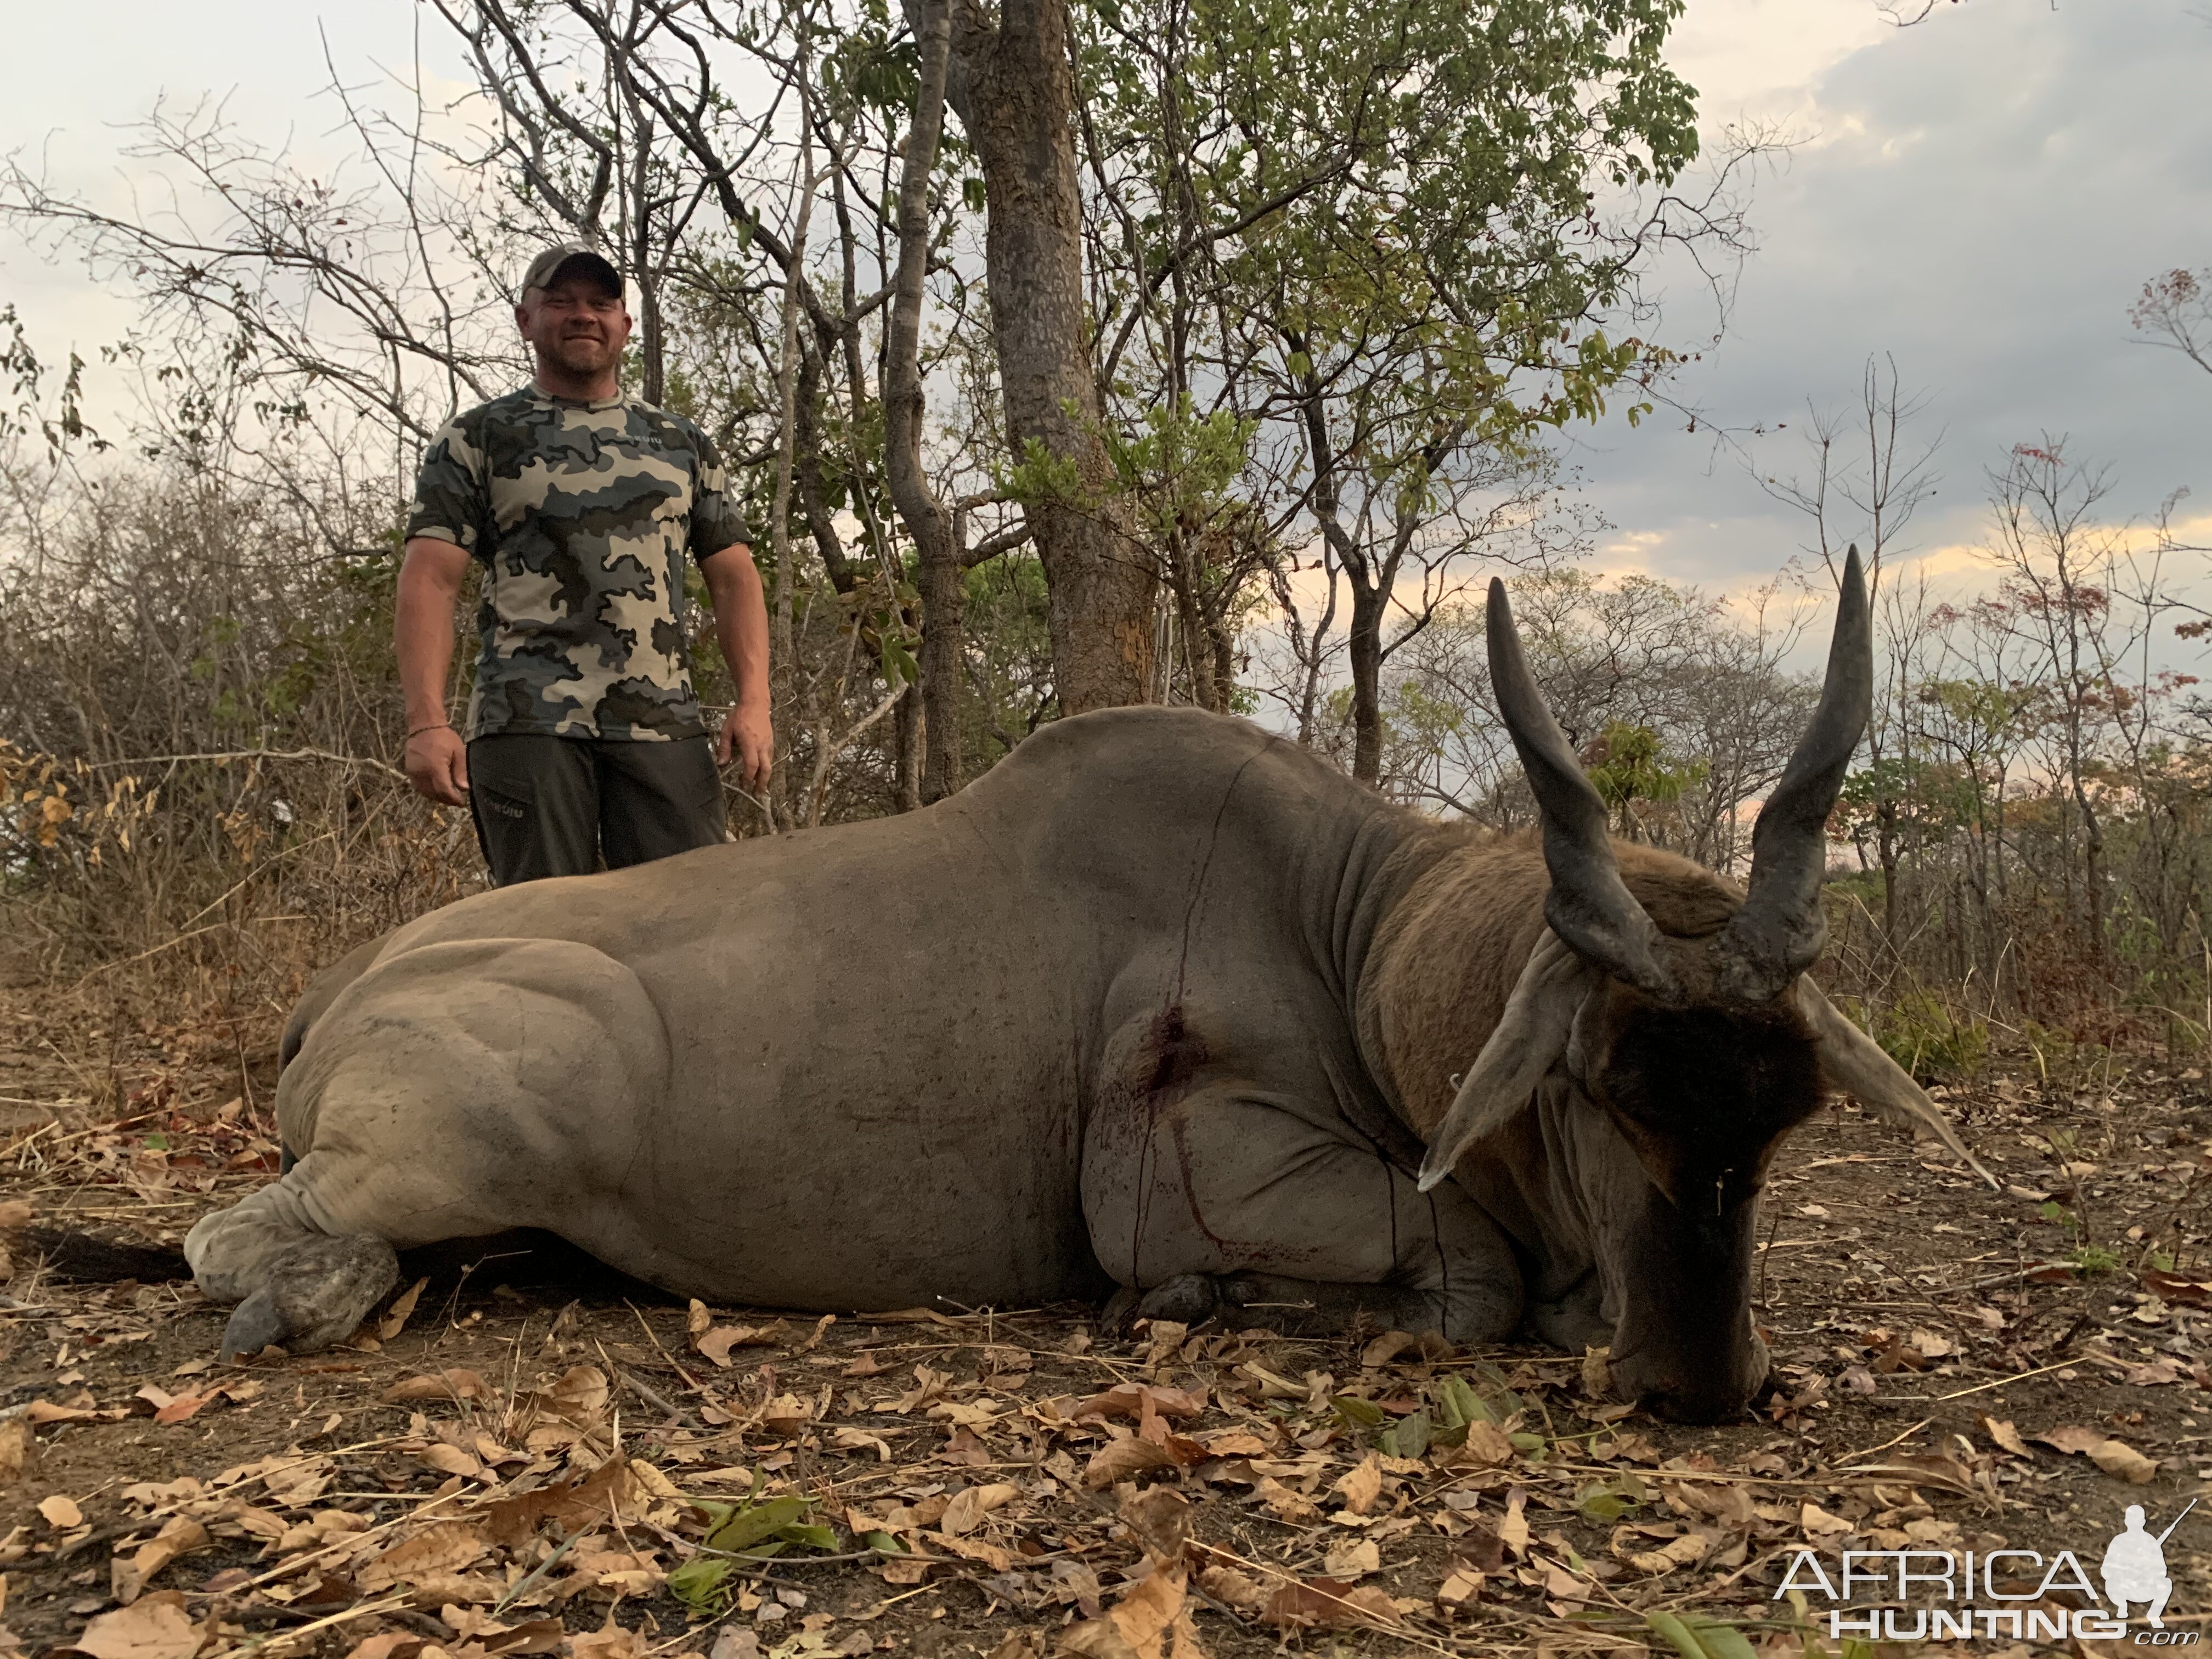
top-left (396, 537), bottom-right (471, 806)
top-left (405, 725), bottom-right (471, 805)
top-left (699, 543), bottom-right (772, 792)
top-left (717, 701), bottom-right (774, 790)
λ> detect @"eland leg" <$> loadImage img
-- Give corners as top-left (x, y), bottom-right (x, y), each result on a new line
top-left (185, 1173), bottom-right (399, 1360)
top-left (1083, 1080), bottom-right (1523, 1343)
top-left (189, 935), bottom-right (673, 1359)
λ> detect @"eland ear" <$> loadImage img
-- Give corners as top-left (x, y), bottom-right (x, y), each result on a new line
top-left (1416, 932), bottom-right (1594, 1192)
top-left (1795, 979), bottom-right (1999, 1189)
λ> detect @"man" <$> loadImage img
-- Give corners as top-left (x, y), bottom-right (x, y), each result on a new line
top-left (396, 242), bottom-right (772, 883)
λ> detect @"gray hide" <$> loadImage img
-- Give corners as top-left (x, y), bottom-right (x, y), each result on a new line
top-left (196, 711), bottom-right (1506, 1332)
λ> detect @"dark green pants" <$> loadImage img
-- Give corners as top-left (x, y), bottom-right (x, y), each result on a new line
top-left (467, 733), bottom-right (726, 885)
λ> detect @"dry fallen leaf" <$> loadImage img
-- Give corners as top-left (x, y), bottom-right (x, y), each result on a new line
top-left (354, 1520), bottom-right (493, 1590)
top-left (2090, 1440), bottom-right (2158, 1483)
top-left (152, 1394), bottom-right (212, 1426)
top-left (1120, 1486), bottom-right (1191, 1565)
top-left (67, 1591), bottom-right (200, 1659)
top-left (38, 1493), bottom-right (83, 1530)
top-left (1799, 1501), bottom-right (1854, 1538)
top-left (1581, 1344), bottom-right (1613, 1398)
top-left (1618, 1529), bottom-right (1712, 1576)
top-left (1844, 1453), bottom-right (1978, 1497)
top-left (1436, 1566), bottom-right (1485, 1605)
top-left (2142, 1263), bottom-right (2212, 1306)
top-left (939, 1482), bottom-right (1019, 1536)
top-left (1322, 1538), bottom-right (1380, 1581)
top-left (1071, 1383), bottom-right (1206, 1421)
top-left (1331, 1453), bottom-right (1384, 1516)
top-left (377, 1277), bottom-right (429, 1341)
top-left (383, 1368), bottom-right (490, 1404)
top-left (1498, 1489), bottom-right (1531, 1555)
top-left (1060, 1562), bottom-right (1206, 1659)
top-left (2030, 1425), bottom-right (2158, 1483)
top-left (570, 1621), bottom-right (650, 1659)
top-left (1084, 1437), bottom-right (1175, 1488)
top-left (1263, 1575), bottom-right (1401, 1631)
top-left (109, 1517), bottom-right (210, 1606)
top-left (0, 1200), bottom-right (31, 1230)
top-left (481, 1455), bottom-right (642, 1547)
top-left (0, 1417), bottom-right (31, 1486)
top-left (1360, 1330), bottom-right (1419, 1368)
top-left (1252, 1477), bottom-right (1321, 1525)
top-left (1446, 1420), bottom-right (1517, 1468)
top-left (695, 1325), bottom-right (775, 1367)
top-left (1980, 1415), bottom-right (2030, 1457)
top-left (26, 1402), bottom-right (120, 1426)
top-left (420, 1443), bottom-right (485, 1480)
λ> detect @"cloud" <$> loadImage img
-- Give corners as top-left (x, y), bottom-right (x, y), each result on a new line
top-left (1564, 0), bottom-right (2212, 598)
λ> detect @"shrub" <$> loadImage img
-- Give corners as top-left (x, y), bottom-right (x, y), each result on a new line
top-left (1874, 990), bottom-right (1989, 1084)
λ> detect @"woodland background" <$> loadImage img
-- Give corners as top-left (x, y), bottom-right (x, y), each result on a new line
top-left (1, 0), bottom-right (2211, 1090)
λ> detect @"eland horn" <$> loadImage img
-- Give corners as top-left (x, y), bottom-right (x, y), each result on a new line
top-left (1486, 577), bottom-right (1673, 1001)
top-left (1715, 545), bottom-right (1874, 1001)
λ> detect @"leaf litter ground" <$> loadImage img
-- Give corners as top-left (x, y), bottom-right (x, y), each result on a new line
top-left (1, 991), bottom-right (2209, 1659)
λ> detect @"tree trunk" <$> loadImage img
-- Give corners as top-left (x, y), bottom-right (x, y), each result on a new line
top-left (1209, 614), bottom-right (1237, 716)
top-left (919, 514), bottom-right (966, 801)
top-left (893, 686), bottom-right (924, 811)
top-left (1347, 579), bottom-right (1386, 787)
top-left (1878, 803), bottom-right (1901, 957)
top-left (944, 0), bottom-right (1154, 713)
top-left (883, 0), bottom-right (961, 809)
top-left (1168, 533), bottom-right (1218, 712)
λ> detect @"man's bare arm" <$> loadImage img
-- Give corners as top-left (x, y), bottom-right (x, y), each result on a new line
top-left (700, 544), bottom-right (774, 789)
top-left (396, 536), bottom-right (473, 805)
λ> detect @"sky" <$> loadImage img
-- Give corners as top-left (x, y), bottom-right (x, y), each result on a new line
top-left (1564, 0), bottom-right (2212, 593)
top-left (2, 0), bottom-right (2208, 603)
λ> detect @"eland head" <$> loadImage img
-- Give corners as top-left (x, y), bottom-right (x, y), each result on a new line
top-left (1416, 548), bottom-right (1991, 1421)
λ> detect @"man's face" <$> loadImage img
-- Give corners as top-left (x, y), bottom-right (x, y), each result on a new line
top-left (517, 272), bottom-right (630, 377)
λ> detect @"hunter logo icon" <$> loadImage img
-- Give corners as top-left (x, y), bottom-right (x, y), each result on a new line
top-left (2106, 1500), bottom-right (2193, 1630)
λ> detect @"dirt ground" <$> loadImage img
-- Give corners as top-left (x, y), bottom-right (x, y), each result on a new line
top-left (1, 984), bottom-right (2208, 1659)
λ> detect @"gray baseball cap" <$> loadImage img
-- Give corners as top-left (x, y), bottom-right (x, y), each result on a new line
top-left (518, 242), bottom-right (623, 300)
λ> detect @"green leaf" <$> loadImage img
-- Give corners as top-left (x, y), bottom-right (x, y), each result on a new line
top-left (1573, 1477), bottom-right (1643, 1524)
top-left (706, 1493), bottom-right (812, 1553)
top-left (1435, 1374), bottom-right (1492, 1430)
top-left (667, 1556), bottom-right (736, 1615)
top-left (1646, 1612), bottom-right (1759, 1659)
top-left (1329, 1393), bottom-right (1386, 1429)
top-left (861, 1530), bottom-right (902, 1555)
top-left (1645, 1611), bottom-right (1708, 1659)
top-left (880, 634), bottom-right (919, 691)
top-left (1683, 1619), bottom-right (1760, 1659)
top-left (777, 1523), bottom-right (838, 1551)
top-left (1378, 1408), bottom-right (1430, 1460)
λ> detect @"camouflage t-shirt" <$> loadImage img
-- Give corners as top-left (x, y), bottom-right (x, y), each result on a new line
top-left (405, 387), bottom-right (750, 742)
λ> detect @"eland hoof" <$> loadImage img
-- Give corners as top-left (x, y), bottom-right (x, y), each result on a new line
top-left (218, 1234), bottom-right (398, 1361)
